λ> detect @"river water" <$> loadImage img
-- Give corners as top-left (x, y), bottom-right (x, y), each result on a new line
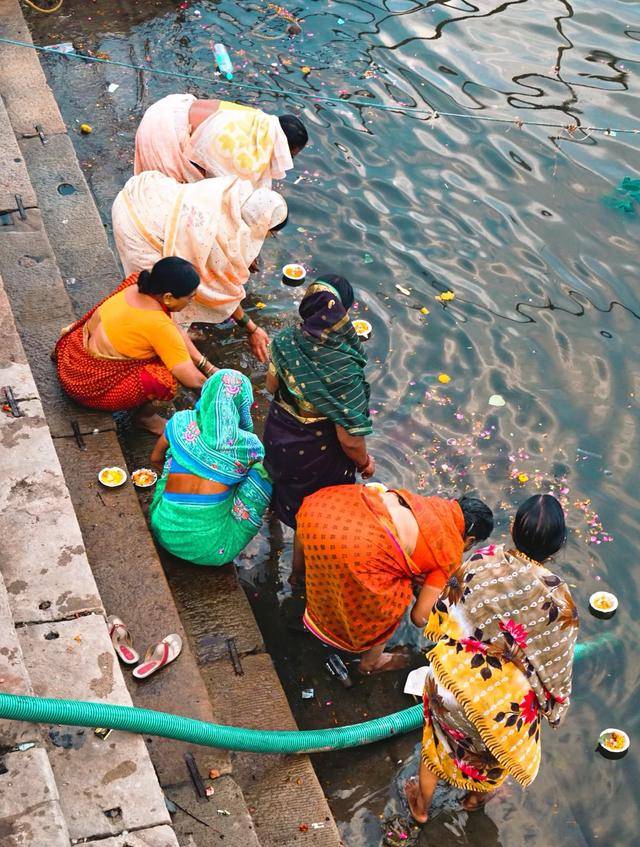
top-left (27, 1), bottom-right (639, 844)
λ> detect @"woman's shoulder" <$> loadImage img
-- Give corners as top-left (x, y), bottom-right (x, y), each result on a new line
top-left (465, 542), bottom-right (506, 566)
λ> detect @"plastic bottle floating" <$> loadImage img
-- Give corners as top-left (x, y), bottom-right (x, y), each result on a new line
top-left (213, 43), bottom-right (233, 80)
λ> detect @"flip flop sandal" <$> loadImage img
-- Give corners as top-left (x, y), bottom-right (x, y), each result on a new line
top-left (132, 634), bottom-right (183, 680)
top-left (107, 616), bottom-right (139, 666)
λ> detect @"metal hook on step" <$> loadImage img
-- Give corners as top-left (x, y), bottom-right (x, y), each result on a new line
top-left (2, 386), bottom-right (24, 417)
top-left (14, 194), bottom-right (26, 221)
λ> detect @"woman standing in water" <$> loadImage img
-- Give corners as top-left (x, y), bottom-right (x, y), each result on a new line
top-left (406, 494), bottom-right (578, 822)
top-left (264, 276), bottom-right (375, 540)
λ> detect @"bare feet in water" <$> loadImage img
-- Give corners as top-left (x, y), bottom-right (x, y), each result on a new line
top-left (404, 778), bottom-right (429, 824)
top-left (462, 790), bottom-right (494, 811)
top-left (359, 650), bottom-right (410, 674)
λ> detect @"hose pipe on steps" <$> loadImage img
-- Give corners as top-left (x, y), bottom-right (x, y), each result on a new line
top-left (0, 636), bottom-right (614, 754)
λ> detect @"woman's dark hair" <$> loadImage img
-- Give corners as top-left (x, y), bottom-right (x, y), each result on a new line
top-left (137, 256), bottom-right (200, 297)
top-left (512, 494), bottom-right (566, 562)
top-left (318, 275), bottom-right (354, 310)
top-left (457, 496), bottom-right (494, 542)
top-left (278, 114), bottom-right (308, 153)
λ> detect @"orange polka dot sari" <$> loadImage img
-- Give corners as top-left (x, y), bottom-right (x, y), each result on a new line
top-left (54, 274), bottom-right (176, 412)
top-left (298, 485), bottom-right (465, 653)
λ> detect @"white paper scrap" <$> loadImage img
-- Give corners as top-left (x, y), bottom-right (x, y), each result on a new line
top-left (404, 665), bottom-right (429, 696)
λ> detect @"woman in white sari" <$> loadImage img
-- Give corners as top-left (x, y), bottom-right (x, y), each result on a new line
top-left (112, 172), bottom-right (287, 362)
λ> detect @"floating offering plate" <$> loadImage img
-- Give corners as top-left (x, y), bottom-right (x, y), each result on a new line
top-left (98, 467), bottom-right (127, 488)
top-left (598, 728), bottom-right (629, 759)
top-left (132, 468), bottom-right (158, 489)
top-left (589, 590), bottom-right (618, 620)
top-left (282, 263), bottom-right (306, 286)
top-left (352, 319), bottom-right (372, 340)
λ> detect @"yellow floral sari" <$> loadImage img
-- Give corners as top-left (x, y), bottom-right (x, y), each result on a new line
top-left (421, 543), bottom-right (578, 792)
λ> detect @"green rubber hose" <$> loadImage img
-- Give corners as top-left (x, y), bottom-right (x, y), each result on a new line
top-left (0, 637), bottom-right (612, 754)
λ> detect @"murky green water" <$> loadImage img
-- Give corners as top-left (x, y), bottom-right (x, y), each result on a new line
top-left (29, 1), bottom-right (639, 844)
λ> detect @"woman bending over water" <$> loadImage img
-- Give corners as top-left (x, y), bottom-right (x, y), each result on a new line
top-left (296, 484), bottom-right (493, 673)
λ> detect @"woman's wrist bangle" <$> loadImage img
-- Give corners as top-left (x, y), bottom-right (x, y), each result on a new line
top-left (246, 323), bottom-right (258, 335)
top-left (357, 455), bottom-right (370, 472)
top-left (197, 355), bottom-right (213, 374)
top-left (235, 312), bottom-right (251, 328)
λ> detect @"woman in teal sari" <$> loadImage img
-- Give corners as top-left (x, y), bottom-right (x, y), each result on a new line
top-left (149, 368), bottom-right (271, 566)
top-left (264, 275), bottom-right (374, 578)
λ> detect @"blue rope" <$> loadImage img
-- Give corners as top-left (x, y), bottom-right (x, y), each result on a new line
top-left (0, 35), bottom-right (638, 137)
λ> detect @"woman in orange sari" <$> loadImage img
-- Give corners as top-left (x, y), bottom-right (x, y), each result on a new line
top-left (54, 257), bottom-right (215, 434)
top-left (405, 494), bottom-right (577, 824)
top-left (296, 486), bottom-right (493, 673)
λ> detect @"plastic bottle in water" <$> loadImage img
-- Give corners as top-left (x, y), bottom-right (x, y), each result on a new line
top-left (213, 43), bottom-right (233, 81)
top-left (326, 653), bottom-right (353, 688)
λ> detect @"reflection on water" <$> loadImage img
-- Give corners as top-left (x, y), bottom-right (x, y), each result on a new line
top-left (28, 0), bottom-right (639, 844)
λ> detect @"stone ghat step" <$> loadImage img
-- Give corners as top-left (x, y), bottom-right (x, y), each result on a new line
top-left (0, 1), bottom-right (342, 844)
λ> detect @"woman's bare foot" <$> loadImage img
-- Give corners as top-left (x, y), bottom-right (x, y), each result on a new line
top-left (359, 650), bottom-right (410, 674)
top-left (404, 778), bottom-right (429, 824)
top-left (133, 410), bottom-right (167, 436)
top-left (462, 790), bottom-right (494, 812)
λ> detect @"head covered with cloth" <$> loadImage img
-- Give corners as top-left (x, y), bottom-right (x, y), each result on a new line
top-left (165, 368), bottom-right (264, 484)
top-left (269, 275), bottom-right (372, 436)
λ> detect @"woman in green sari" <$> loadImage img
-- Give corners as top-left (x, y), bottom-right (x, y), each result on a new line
top-left (264, 275), bottom-right (374, 577)
top-left (149, 369), bottom-right (271, 566)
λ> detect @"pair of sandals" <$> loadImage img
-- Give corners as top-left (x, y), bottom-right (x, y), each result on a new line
top-left (107, 616), bottom-right (182, 679)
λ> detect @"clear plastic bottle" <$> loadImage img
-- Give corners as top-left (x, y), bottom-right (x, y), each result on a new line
top-left (213, 43), bottom-right (233, 81)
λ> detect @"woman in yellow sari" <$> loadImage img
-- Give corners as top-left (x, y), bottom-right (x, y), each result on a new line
top-left (112, 172), bottom-right (287, 362)
top-left (134, 95), bottom-right (308, 188)
top-left (405, 494), bottom-right (578, 824)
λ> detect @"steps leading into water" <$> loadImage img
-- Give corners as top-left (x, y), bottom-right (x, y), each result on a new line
top-left (0, 1), bottom-right (342, 844)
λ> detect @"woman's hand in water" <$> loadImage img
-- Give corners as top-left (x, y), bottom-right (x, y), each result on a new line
top-left (359, 455), bottom-right (376, 480)
top-left (248, 326), bottom-right (270, 362)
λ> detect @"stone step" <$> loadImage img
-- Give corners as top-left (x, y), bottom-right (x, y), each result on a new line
top-left (0, 3), bottom-right (342, 845)
top-left (0, 268), bottom-right (178, 845)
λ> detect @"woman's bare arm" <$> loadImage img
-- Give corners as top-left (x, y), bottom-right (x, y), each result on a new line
top-left (265, 368), bottom-right (279, 394)
top-left (150, 432), bottom-right (169, 471)
top-left (172, 360), bottom-right (207, 389)
top-left (336, 425), bottom-right (375, 478)
top-left (410, 583), bottom-right (442, 628)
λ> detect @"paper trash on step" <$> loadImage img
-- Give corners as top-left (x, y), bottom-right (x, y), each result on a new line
top-left (404, 665), bottom-right (429, 696)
